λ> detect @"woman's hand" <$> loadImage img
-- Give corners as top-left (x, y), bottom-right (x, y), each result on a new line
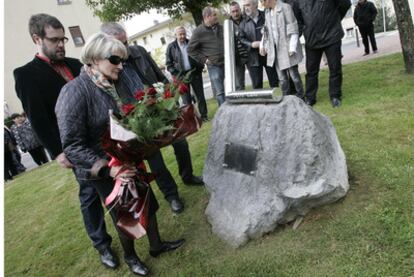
top-left (110, 165), bottom-right (137, 182)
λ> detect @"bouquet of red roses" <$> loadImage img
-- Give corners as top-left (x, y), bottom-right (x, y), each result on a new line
top-left (103, 75), bottom-right (202, 163)
top-left (101, 75), bottom-right (201, 239)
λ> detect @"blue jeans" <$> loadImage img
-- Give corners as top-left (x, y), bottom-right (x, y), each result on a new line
top-left (207, 64), bottom-right (225, 106)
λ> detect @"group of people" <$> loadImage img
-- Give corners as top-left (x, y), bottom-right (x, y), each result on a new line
top-left (11, 0), bottom-right (377, 275)
top-left (13, 14), bottom-right (206, 276)
top-left (183, 0), bottom-right (352, 109)
top-left (4, 112), bottom-right (48, 181)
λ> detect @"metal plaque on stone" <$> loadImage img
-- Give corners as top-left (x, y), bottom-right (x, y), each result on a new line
top-left (223, 143), bottom-right (258, 176)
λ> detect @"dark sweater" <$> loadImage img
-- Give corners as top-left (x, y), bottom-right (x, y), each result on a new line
top-left (187, 23), bottom-right (224, 66)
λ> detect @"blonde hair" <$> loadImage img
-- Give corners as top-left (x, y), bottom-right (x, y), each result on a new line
top-left (81, 32), bottom-right (127, 65)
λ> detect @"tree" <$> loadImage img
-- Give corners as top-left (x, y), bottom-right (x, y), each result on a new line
top-left (373, 1), bottom-right (397, 33)
top-left (85, 0), bottom-right (228, 26)
top-left (391, 0), bottom-right (414, 73)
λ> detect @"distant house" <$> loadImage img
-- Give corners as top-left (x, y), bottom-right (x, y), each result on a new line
top-left (4, 0), bottom-right (102, 114)
top-left (127, 14), bottom-right (196, 53)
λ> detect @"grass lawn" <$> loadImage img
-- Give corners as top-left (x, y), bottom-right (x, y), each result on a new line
top-left (4, 53), bottom-right (414, 276)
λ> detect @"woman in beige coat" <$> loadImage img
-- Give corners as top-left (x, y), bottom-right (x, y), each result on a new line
top-left (260, 0), bottom-right (304, 98)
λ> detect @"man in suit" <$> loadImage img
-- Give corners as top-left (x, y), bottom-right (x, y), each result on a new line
top-left (101, 22), bottom-right (204, 215)
top-left (166, 26), bottom-right (208, 121)
top-left (14, 14), bottom-right (118, 269)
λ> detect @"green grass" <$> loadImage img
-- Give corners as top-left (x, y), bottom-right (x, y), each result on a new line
top-left (5, 53), bottom-right (414, 276)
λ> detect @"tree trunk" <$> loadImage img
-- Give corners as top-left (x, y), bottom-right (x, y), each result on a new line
top-left (391, 0), bottom-right (414, 73)
top-left (189, 8), bottom-right (203, 26)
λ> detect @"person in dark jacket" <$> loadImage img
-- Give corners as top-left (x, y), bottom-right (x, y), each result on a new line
top-left (239, 0), bottom-right (279, 89)
top-left (354, 0), bottom-right (378, 56)
top-left (166, 26), bottom-right (208, 121)
top-left (101, 22), bottom-right (204, 215)
top-left (11, 113), bottom-right (48, 165)
top-left (56, 32), bottom-right (184, 276)
top-left (188, 6), bottom-right (226, 106)
top-left (229, 1), bottom-right (249, 91)
top-left (13, 14), bottom-right (114, 269)
top-left (295, 0), bottom-right (351, 108)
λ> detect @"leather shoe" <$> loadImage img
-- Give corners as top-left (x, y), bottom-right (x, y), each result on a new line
top-left (305, 99), bottom-right (315, 106)
top-left (149, 239), bottom-right (185, 257)
top-left (125, 256), bottom-right (149, 276)
top-left (183, 175), bottom-right (204, 186)
top-left (331, 98), bottom-right (341, 108)
top-left (99, 247), bottom-right (119, 269)
top-left (169, 198), bottom-right (184, 214)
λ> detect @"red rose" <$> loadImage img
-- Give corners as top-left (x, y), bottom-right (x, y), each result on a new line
top-left (163, 90), bottom-right (172, 99)
top-left (122, 103), bottom-right (135, 115)
top-left (178, 83), bottom-right (189, 95)
top-left (134, 90), bottom-right (145, 101)
top-left (147, 87), bottom-right (157, 96)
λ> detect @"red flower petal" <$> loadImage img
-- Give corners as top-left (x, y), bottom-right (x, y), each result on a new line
top-left (178, 83), bottom-right (189, 95)
top-left (134, 91), bottom-right (145, 101)
top-left (122, 103), bottom-right (135, 115)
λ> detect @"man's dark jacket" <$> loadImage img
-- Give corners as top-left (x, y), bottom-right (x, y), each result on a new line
top-left (14, 57), bottom-right (82, 158)
top-left (353, 1), bottom-right (377, 27)
top-left (187, 23), bottom-right (224, 66)
top-left (295, 0), bottom-right (351, 49)
top-left (239, 10), bottom-right (266, 67)
top-left (128, 45), bottom-right (168, 85)
top-left (165, 39), bottom-right (204, 77)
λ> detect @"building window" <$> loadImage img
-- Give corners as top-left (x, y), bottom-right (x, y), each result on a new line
top-left (57, 0), bottom-right (72, 5)
top-left (68, 26), bottom-right (85, 47)
top-left (143, 36), bottom-right (148, 45)
top-left (133, 40), bottom-right (138, 45)
top-left (160, 37), bottom-right (166, 45)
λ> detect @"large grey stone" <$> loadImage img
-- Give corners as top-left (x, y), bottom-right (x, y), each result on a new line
top-left (203, 96), bottom-right (349, 247)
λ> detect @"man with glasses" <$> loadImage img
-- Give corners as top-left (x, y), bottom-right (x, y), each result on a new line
top-left (14, 14), bottom-right (118, 270)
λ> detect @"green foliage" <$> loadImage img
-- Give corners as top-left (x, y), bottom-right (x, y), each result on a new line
top-left (4, 116), bottom-right (13, 128)
top-left (5, 53), bottom-right (414, 276)
top-left (373, 1), bottom-right (397, 33)
top-left (85, 0), bottom-right (229, 25)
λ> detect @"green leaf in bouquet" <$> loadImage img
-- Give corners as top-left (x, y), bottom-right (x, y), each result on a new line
top-left (162, 98), bottom-right (177, 111)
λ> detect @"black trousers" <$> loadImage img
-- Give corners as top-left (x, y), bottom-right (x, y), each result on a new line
top-left (147, 138), bottom-right (193, 201)
top-left (76, 177), bottom-right (112, 252)
top-left (4, 150), bottom-right (15, 180)
top-left (181, 72), bottom-right (208, 120)
top-left (358, 24), bottom-right (377, 54)
top-left (28, 147), bottom-right (49, 165)
top-left (247, 56), bottom-right (279, 89)
top-left (305, 41), bottom-right (343, 103)
top-left (83, 176), bottom-right (159, 257)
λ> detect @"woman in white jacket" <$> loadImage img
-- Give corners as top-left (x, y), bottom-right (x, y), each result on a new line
top-left (260, 0), bottom-right (304, 99)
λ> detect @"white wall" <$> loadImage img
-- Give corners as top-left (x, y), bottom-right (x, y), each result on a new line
top-left (4, 0), bottom-right (102, 113)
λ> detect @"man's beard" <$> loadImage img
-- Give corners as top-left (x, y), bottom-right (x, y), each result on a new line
top-left (42, 45), bottom-right (65, 61)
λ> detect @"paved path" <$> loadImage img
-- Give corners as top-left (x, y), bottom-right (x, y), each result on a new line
top-left (202, 30), bottom-right (402, 100)
top-left (20, 31), bottom-right (401, 172)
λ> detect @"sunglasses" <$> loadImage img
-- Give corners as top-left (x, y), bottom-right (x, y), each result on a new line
top-left (106, 55), bottom-right (126, 65)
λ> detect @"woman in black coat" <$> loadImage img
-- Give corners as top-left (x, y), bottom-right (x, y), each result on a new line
top-left (55, 33), bottom-right (184, 276)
